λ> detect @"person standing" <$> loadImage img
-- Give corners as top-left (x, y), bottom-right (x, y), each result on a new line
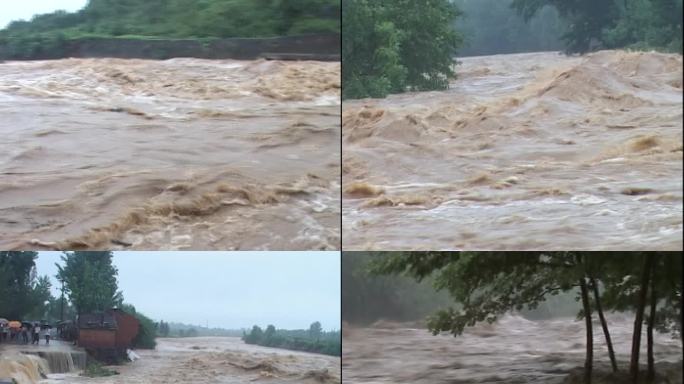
top-left (21, 325), bottom-right (29, 344)
top-left (32, 324), bottom-right (40, 345)
top-left (44, 326), bottom-right (52, 345)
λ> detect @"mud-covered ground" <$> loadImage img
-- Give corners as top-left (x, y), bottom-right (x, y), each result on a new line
top-left (342, 314), bottom-right (683, 384)
top-left (0, 58), bottom-right (340, 250)
top-left (1, 337), bottom-right (340, 384)
top-left (343, 51), bottom-right (683, 250)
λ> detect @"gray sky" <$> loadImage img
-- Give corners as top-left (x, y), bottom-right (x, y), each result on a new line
top-left (1, 1), bottom-right (88, 29)
top-left (36, 252), bottom-right (341, 331)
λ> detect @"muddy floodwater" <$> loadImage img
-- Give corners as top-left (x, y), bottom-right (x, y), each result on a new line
top-left (0, 58), bottom-right (340, 250)
top-left (343, 51), bottom-right (683, 250)
top-left (343, 314), bottom-right (683, 384)
top-left (1, 337), bottom-right (339, 384)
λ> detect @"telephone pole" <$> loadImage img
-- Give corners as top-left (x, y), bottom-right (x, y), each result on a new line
top-left (60, 279), bottom-right (65, 322)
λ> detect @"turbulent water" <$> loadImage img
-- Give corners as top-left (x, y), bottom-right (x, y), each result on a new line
top-left (343, 314), bottom-right (683, 384)
top-left (0, 58), bottom-right (340, 250)
top-left (0, 341), bottom-right (86, 383)
top-left (342, 51), bottom-right (683, 250)
top-left (34, 337), bottom-right (339, 384)
top-left (0, 351), bottom-right (51, 384)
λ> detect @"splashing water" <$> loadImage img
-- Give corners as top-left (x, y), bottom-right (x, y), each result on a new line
top-left (0, 58), bottom-right (340, 250)
top-left (343, 51), bottom-right (682, 250)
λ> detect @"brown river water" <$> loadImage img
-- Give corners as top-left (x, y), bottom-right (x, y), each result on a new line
top-left (0, 337), bottom-right (340, 384)
top-left (343, 314), bottom-right (683, 384)
top-left (0, 58), bottom-right (340, 250)
top-left (343, 51), bottom-right (683, 250)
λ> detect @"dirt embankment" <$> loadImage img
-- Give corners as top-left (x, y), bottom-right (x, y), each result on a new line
top-left (0, 34), bottom-right (340, 61)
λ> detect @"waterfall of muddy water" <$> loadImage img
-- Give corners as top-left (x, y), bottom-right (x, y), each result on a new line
top-left (37, 337), bottom-right (340, 384)
top-left (343, 314), bottom-right (683, 384)
top-left (0, 340), bottom-right (87, 383)
top-left (0, 58), bottom-right (340, 250)
top-left (342, 51), bottom-right (683, 250)
top-left (0, 352), bottom-right (51, 384)
top-left (23, 351), bottom-right (87, 374)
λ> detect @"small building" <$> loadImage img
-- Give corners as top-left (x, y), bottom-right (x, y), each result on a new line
top-left (77, 309), bottom-right (139, 362)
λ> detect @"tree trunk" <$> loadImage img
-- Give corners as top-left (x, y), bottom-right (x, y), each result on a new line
top-left (647, 259), bottom-right (657, 382)
top-left (590, 276), bottom-right (618, 372)
top-left (580, 277), bottom-right (593, 384)
top-left (631, 254), bottom-right (655, 383)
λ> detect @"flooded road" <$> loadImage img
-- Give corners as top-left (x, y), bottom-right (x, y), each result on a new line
top-left (342, 51), bottom-right (682, 250)
top-left (2, 337), bottom-right (339, 384)
top-left (0, 58), bottom-right (340, 250)
top-left (343, 314), bottom-right (683, 384)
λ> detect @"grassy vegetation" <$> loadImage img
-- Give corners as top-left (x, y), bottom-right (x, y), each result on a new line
top-left (0, 0), bottom-right (340, 59)
top-left (80, 361), bottom-right (119, 378)
top-left (121, 304), bottom-right (157, 350)
top-left (243, 323), bottom-right (341, 357)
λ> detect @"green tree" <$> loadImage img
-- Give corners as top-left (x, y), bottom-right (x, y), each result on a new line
top-left (264, 324), bottom-right (277, 344)
top-left (158, 320), bottom-right (170, 337)
top-left (241, 324), bottom-right (340, 356)
top-left (57, 251), bottom-right (123, 315)
top-left (342, 0), bottom-right (463, 99)
top-left (454, 0), bottom-right (566, 56)
top-left (308, 321), bottom-right (322, 340)
top-left (342, 251), bottom-right (452, 324)
top-left (512, 0), bottom-right (621, 53)
top-left (600, 252), bottom-right (683, 383)
top-left (0, 0), bottom-right (340, 42)
top-left (243, 325), bottom-right (264, 344)
top-left (512, 0), bottom-right (683, 53)
top-left (371, 251), bottom-right (682, 383)
top-left (23, 275), bottom-right (54, 321)
top-left (0, 251), bottom-right (48, 320)
top-left (603, 0), bottom-right (683, 52)
top-left (121, 303), bottom-right (157, 349)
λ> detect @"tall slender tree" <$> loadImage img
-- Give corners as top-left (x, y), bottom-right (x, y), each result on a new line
top-left (57, 251), bottom-right (123, 315)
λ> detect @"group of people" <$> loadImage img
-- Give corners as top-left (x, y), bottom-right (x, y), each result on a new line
top-left (0, 321), bottom-right (54, 345)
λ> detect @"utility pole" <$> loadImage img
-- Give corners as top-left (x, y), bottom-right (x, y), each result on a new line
top-left (60, 279), bottom-right (65, 322)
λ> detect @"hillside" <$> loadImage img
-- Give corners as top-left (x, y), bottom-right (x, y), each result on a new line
top-left (0, 0), bottom-right (340, 60)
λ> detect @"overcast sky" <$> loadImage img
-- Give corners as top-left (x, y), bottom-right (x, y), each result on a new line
top-left (1, 1), bottom-right (88, 29)
top-left (35, 252), bottom-right (341, 331)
